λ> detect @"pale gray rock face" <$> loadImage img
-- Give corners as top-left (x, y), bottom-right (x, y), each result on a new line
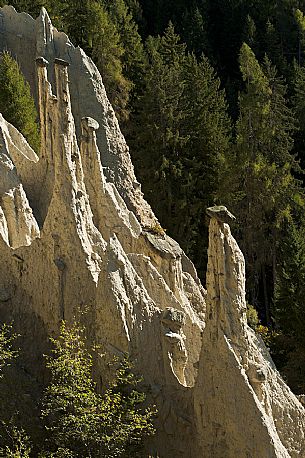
top-left (0, 114), bottom-right (39, 248)
top-left (0, 5), bottom-right (156, 228)
top-left (0, 206), bottom-right (9, 246)
top-left (0, 6), bottom-right (304, 458)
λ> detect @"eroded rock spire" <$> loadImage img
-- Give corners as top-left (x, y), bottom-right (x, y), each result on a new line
top-left (194, 209), bottom-right (305, 457)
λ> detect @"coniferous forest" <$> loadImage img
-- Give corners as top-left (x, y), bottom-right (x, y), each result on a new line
top-left (2, 0), bottom-right (305, 395)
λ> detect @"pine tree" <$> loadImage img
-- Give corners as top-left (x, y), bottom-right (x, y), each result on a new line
top-left (273, 217), bottom-right (305, 393)
top-left (124, 0), bottom-right (146, 35)
top-left (242, 15), bottom-right (256, 49)
top-left (180, 6), bottom-right (209, 57)
top-left (130, 23), bottom-right (188, 231)
top-left (223, 43), bottom-right (302, 317)
top-left (131, 23), bottom-right (231, 276)
top-left (89, 1), bottom-right (132, 122)
top-left (0, 52), bottom-right (40, 152)
top-left (106, 0), bottom-right (146, 96)
top-left (0, 324), bottom-right (32, 457)
top-left (263, 20), bottom-right (287, 74)
top-left (294, 8), bottom-right (305, 66)
top-left (48, 0), bottom-right (92, 51)
top-left (292, 61), bottom-right (305, 172)
top-left (275, 220), bottom-right (305, 344)
top-left (178, 52), bottom-right (231, 272)
top-left (46, 0), bottom-right (131, 122)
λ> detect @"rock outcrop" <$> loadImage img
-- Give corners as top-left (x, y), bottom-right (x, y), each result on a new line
top-left (0, 6), bottom-right (304, 457)
top-left (0, 113), bottom-right (39, 248)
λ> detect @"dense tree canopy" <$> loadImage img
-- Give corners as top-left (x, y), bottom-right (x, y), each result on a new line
top-left (221, 44), bottom-right (303, 319)
top-left (129, 23), bottom-right (231, 274)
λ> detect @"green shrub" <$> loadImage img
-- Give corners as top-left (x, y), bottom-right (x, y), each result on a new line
top-left (41, 320), bottom-right (155, 457)
top-left (246, 303), bottom-right (259, 330)
top-left (0, 324), bottom-right (17, 376)
top-left (0, 424), bottom-right (32, 458)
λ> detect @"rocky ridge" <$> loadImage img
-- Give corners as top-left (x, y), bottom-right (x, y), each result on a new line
top-left (0, 6), bottom-right (304, 457)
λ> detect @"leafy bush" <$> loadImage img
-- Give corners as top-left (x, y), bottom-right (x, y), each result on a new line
top-left (0, 424), bottom-right (31, 458)
top-left (0, 324), bottom-right (18, 376)
top-left (246, 305), bottom-right (281, 359)
top-left (41, 320), bottom-right (155, 457)
top-left (0, 325), bottom-right (33, 457)
top-left (246, 303), bottom-right (259, 330)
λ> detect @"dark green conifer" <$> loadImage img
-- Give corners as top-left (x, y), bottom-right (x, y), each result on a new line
top-left (243, 15), bottom-right (256, 49)
top-left (50, 0), bottom-right (91, 51)
top-left (179, 52), bottom-right (231, 270)
top-left (89, 1), bottom-right (132, 122)
top-left (292, 61), bottom-right (305, 171)
top-left (275, 221), bottom-right (305, 344)
top-left (131, 23), bottom-right (231, 275)
top-left (107, 0), bottom-right (146, 94)
top-left (223, 43), bottom-right (301, 316)
top-left (130, 23), bottom-right (187, 230)
top-left (0, 52), bottom-right (40, 152)
top-left (181, 6), bottom-right (210, 56)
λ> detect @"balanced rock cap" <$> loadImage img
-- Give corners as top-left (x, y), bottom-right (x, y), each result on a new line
top-left (54, 58), bottom-right (70, 67)
top-left (206, 205), bottom-right (236, 224)
top-left (36, 56), bottom-right (49, 67)
top-left (81, 117), bottom-right (99, 131)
